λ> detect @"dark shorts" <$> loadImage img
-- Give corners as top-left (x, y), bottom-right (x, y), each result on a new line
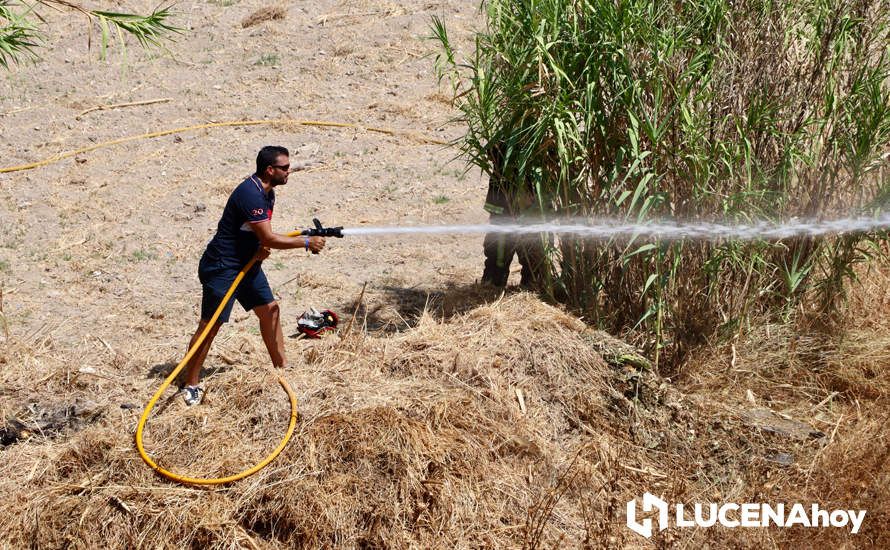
top-left (198, 253), bottom-right (274, 323)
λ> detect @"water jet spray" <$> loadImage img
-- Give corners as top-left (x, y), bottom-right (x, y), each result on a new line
top-left (340, 213), bottom-right (890, 242)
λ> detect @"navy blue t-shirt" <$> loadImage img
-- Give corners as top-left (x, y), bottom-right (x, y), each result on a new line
top-left (204, 175), bottom-right (275, 268)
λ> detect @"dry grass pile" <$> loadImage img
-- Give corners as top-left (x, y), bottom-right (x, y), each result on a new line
top-left (242, 6), bottom-right (288, 29)
top-left (679, 265), bottom-right (890, 548)
top-left (790, 400), bottom-right (890, 547)
top-left (0, 293), bottom-right (886, 547)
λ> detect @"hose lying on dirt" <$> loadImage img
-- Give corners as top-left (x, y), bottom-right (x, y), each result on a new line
top-left (0, 119), bottom-right (448, 174)
top-left (135, 231), bottom-right (306, 485)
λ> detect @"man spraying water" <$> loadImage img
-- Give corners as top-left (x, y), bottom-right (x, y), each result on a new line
top-left (179, 146), bottom-right (327, 406)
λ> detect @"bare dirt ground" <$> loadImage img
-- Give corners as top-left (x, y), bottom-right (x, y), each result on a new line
top-left (0, 0), bottom-right (487, 356)
top-left (1, 1), bottom-right (889, 548)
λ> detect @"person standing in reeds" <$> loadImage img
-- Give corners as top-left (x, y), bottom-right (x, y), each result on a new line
top-left (481, 145), bottom-right (550, 289)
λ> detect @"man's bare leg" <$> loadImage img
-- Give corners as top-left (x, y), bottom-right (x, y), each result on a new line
top-left (254, 301), bottom-right (287, 368)
top-left (182, 319), bottom-right (222, 386)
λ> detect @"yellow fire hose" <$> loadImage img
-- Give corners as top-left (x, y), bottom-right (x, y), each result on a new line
top-left (135, 230), bottom-right (305, 485)
top-left (0, 119), bottom-right (447, 174)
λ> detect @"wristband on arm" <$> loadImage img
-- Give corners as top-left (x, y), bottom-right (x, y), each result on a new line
top-left (304, 237), bottom-right (309, 251)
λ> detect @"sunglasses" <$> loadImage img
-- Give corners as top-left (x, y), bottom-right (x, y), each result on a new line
top-left (270, 164), bottom-right (290, 172)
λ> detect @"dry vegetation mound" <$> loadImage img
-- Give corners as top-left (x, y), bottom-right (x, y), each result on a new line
top-left (0, 294), bottom-right (886, 547)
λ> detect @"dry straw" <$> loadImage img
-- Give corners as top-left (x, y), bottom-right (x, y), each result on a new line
top-left (0, 294), bottom-right (887, 547)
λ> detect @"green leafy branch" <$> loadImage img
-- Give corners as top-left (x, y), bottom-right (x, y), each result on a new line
top-left (0, 0), bottom-right (180, 68)
top-left (0, 2), bottom-right (40, 67)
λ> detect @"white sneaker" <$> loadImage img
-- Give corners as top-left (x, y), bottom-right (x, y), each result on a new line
top-left (181, 385), bottom-right (204, 406)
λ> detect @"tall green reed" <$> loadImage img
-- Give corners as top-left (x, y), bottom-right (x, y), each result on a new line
top-left (434, 0), bottom-right (890, 368)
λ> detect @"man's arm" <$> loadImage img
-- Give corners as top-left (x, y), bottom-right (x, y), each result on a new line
top-left (251, 220), bottom-right (326, 253)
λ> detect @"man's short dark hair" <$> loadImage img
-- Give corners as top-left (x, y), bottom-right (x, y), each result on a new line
top-left (256, 145), bottom-right (289, 174)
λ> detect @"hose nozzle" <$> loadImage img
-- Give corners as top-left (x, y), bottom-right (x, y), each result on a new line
top-left (301, 218), bottom-right (344, 238)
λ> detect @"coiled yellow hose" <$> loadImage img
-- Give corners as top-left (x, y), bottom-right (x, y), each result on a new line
top-left (135, 231), bottom-right (305, 485)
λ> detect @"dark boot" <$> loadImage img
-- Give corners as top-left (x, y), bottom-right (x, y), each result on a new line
top-left (482, 231), bottom-right (513, 287)
top-left (517, 232), bottom-right (551, 289)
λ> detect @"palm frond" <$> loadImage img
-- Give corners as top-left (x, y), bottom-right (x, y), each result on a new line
top-left (0, 1), bottom-right (180, 67)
